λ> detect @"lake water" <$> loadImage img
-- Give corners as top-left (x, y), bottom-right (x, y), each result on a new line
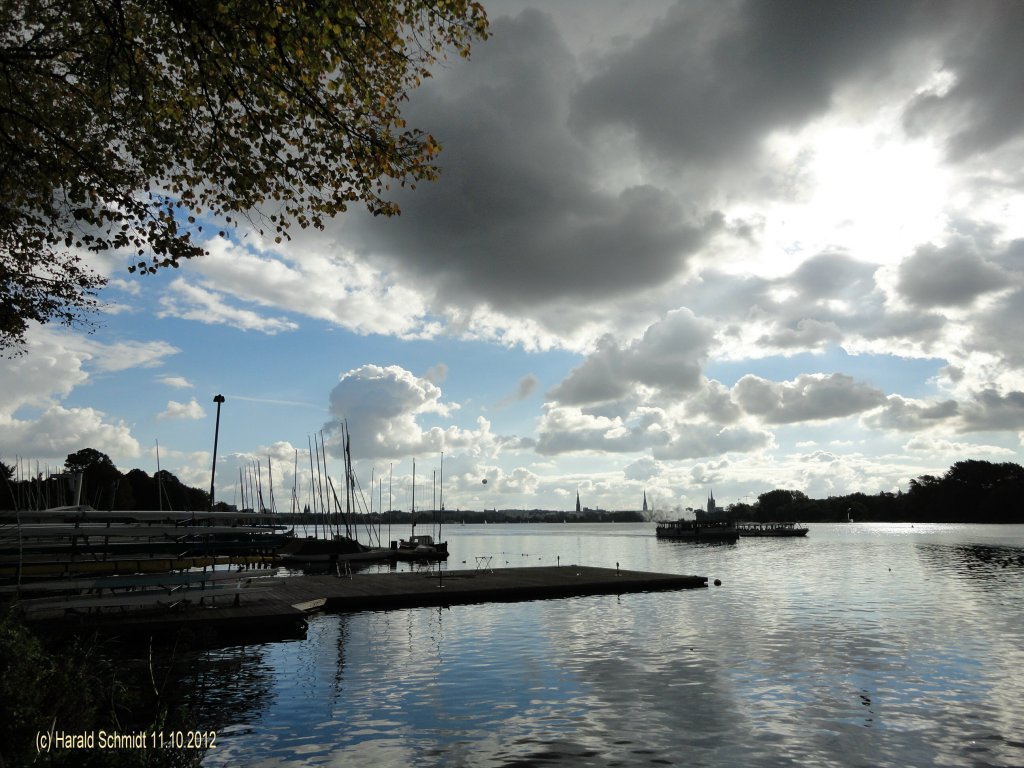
top-left (179, 523), bottom-right (1024, 767)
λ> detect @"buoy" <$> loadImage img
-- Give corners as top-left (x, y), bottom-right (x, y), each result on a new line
top-left (714, 579), bottom-right (722, 586)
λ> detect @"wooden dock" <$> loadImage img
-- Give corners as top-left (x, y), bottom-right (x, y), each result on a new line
top-left (18, 565), bottom-right (707, 641)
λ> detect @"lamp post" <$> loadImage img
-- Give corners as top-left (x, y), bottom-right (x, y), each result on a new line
top-left (209, 394), bottom-right (225, 512)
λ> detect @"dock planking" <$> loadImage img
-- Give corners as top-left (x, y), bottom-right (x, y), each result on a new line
top-left (19, 565), bottom-right (706, 641)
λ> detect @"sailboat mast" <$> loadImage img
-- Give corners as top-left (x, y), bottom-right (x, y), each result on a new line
top-left (291, 448), bottom-right (298, 515)
top-left (155, 439), bottom-right (162, 512)
top-left (255, 459), bottom-right (265, 514)
top-left (314, 433), bottom-right (327, 537)
top-left (267, 455), bottom-right (275, 515)
top-left (307, 435), bottom-right (319, 539)
top-left (343, 424), bottom-right (354, 539)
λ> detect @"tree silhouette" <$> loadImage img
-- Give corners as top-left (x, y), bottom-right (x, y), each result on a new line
top-left (1, 0), bottom-right (489, 351)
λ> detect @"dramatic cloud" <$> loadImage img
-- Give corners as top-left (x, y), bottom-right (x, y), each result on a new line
top-left (902, 3), bottom-right (1024, 162)
top-left (973, 288), bottom-right (1024, 371)
top-left (346, 10), bottom-right (721, 324)
top-left (323, 364), bottom-right (516, 460)
top-left (733, 373), bottom-right (887, 424)
top-left (959, 389), bottom-right (1024, 432)
top-left (549, 309), bottom-right (713, 406)
top-left (9, 1), bottom-right (1024, 511)
top-left (896, 239), bottom-right (1007, 308)
top-left (682, 380), bottom-right (743, 424)
top-left (862, 396), bottom-right (959, 432)
top-left (571, 1), bottom-right (938, 176)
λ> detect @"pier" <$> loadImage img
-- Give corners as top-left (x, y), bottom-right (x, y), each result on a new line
top-left (16, 565), bottom-right (707, 640)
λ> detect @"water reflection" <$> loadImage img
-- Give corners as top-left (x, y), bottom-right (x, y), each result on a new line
top-left (917, 542), bottom-right (1024, 584)
top-left (166, 524), bottom-right (1024, 767)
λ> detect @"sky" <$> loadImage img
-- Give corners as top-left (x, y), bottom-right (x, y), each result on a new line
top-left (3, 0), bottom-right (1024, 515)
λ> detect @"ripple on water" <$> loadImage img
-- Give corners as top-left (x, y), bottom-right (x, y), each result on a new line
top-left (198, 524), bottom-right (1024, 768)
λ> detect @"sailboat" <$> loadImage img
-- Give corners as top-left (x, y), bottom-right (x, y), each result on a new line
top-left (278, 427), bottom-right (390, 566)
top-left (391, 457), bottom-right (449, 561)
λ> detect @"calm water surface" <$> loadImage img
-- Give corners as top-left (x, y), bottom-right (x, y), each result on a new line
top-left (182, 523), bottom-right (1024, 767)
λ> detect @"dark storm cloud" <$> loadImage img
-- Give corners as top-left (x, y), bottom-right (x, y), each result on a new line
top-left (571, 0), bottom-right (939, 172)
top-left (896, 239), bottom-right (1007, 308)
top-left (865, 390), bottom-right (1024, 433)
top-left (350, 10), bottom-right (720, 313)
top-left (335, 0), bottom-right (1023, 368)
top-left (862, 396), bottom-right (959, 432)
top-left (789, 253), bottom-right (878, 300)
top-left (959, 389), bottom-right (1024, 432)
top-left (902, 3), bottom-right (1024, 161)
top-left (547, 309), bottom-right (713, 406)
top-left (973, 289), bottom-right (1024, 368)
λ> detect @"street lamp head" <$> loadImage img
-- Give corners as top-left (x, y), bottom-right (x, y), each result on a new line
top-left (213, 394), bottom-right (225, 404)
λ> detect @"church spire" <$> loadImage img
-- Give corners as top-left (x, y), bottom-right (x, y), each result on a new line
top-left (576, 489), bottom-right (581, 513)
top-left (642, 490), bottom-right (648, 512)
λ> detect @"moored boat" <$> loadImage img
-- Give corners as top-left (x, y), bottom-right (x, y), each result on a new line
top-left (735, 521), bottom-right (809, 537)
top-left (390, 533), bottom-right (449, 561)
top-left (389, 457), bottom-right (449, 561)
top-left (277, 534), bottom-right (391, 564)
top-left (655, 519), bottom-right (738, 542)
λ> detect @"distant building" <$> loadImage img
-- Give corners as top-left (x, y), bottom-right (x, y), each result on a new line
top-left (642, 490), bottom-right (648, 512)
top-left (576, 490), bottom-right (581, 513)
top-left (695, 490), bottom-right (726, 521)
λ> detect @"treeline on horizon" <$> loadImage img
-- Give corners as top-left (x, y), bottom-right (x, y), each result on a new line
top-left (728, 460), bottom-right (1024, 524)
top-left (0, 448), bottom-right (208, 512)
top-left (2, 451), bottom-right (1022, 524)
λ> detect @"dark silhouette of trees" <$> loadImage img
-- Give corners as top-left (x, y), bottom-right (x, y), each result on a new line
top-left (903, 460), bottom-right (1024, 522)
top-left (0, 459), bottom-right (14, 509)
top-left (743, 460), bottom-right (1024, 523)
top-left (64, 448), bottom-right (122, 508)
top-left (0, 448), bottom-right (208, 511)
top-left (756, 489), bottom-right (808, 518)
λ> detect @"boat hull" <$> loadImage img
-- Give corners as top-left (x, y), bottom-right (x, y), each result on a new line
top-left (277, 536), bottom-right (391, 564)
top-left (391, 533), bottom-right (449, 561)
top-left (735, 523), bottom-right (809, 537)
top-left (655, 521), bottom-right (738, 543)
top-left (391, 543), bottom-right (449, 561)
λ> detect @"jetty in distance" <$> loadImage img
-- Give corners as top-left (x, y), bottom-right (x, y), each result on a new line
top-left (16, 565), bottom-right (707, 640)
